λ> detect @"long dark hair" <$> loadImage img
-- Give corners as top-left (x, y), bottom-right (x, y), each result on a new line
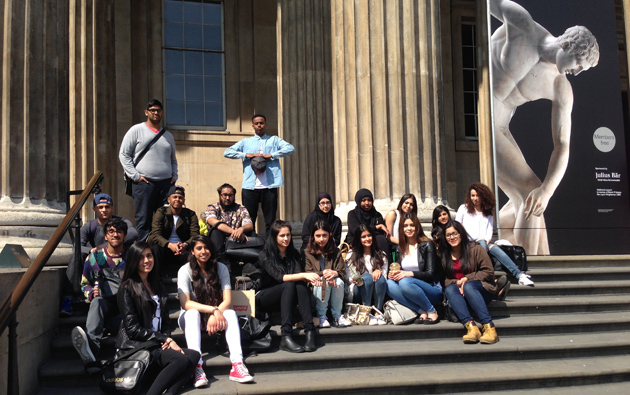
top-left (307, 220), bottom-right (336, 256)
top-left (188, 235), bottom-right (223, 312)
top-left (262, 219), bottom-right (301, 275)
top-left (439, 221), bottom-right (474, 278)
top-left (121, 241), bottom-right (165, 315)
top-left (396, 194), bottom-right (418, 215)
top-left (347, 224), bottom-right (385, 274)
top-left (465, 183), bottom-right (495, 217)
top-left (398, 213), bottom-right (430, 256)
top-left (431, 205), bottom-right (451, 253)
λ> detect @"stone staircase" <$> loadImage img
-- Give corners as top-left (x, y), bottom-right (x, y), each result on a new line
top-left (38, 256), bottom-right (630, 394)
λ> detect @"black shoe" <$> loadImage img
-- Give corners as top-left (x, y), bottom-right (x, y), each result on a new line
top-left (280, 335), bottom-right (304, 353)
top-left (303, 330), bottom-right (316, 352)
top-left (497, 275), bottom-right (511, 301)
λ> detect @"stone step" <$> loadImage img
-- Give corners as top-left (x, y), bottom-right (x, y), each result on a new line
top-left (42, 353), bottom-right (630, 394)
top-left (506, 280), bottom-right (630, 297)
top-left (527, 255), bottom-right (630, 269)
top-left (488, 294), bottom-right (630, 316)
top-left (511, 266), bottom-right (630, 282)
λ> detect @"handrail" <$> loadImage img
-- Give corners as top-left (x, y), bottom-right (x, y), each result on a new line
top-left (0, 171), bottom-right (104, 335)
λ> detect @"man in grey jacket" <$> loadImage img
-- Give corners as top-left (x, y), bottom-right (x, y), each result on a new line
top-left (119, 99), bottom-right (178, 241)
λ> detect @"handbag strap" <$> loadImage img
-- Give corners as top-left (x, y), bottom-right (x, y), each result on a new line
top-left (106, 340), bottom-right (160, 366)
top-left (133, 128), bottom-right (166, 167)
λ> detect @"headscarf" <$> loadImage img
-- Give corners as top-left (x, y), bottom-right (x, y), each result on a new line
top-left (313, 192), bottom-right (335, 224)
top-left (352, 188), bottom-right (379, 227)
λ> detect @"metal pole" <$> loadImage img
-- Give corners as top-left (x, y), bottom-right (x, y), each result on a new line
top-left (7, 313), bottom-right (19, 395)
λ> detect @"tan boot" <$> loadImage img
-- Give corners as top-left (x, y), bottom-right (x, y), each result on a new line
top-left (462, 321), bottom-right (481, 344)
top-left (480, 322), bottom-right (499, 344)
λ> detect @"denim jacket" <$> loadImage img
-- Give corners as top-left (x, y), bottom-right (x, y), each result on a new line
top-left (224, 134), bottom-right (295, 190)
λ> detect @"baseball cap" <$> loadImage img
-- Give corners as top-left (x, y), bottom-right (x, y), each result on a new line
top-left (93, 193), bottom-right (113, 206)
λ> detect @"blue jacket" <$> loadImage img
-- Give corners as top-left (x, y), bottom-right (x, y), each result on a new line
top-left (224, 134), bottom-right (295, 190)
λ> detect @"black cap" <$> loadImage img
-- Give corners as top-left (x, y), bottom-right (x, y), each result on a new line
top-left (168, 185), bottom-right (185, 197)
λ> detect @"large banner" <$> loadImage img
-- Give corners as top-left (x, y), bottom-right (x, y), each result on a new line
top-left (489, 0), bottom-right (630, 255)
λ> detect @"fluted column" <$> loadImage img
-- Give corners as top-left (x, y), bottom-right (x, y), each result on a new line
top-left (332, 0), bottom-right (448, 220)
top-left (277, 0), bottom-right (334, 224)
top-left (0, 0), bottom-right (71, 263)
top-left (69, 0), bottom-right (118, 220)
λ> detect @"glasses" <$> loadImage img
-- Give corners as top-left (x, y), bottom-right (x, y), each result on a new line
top-left (107, 229), bottom-right (125, 235)
top-left (220, 194), bottom-right (235, 198)
top-left (445, 232), bottom-right (460, 239)
top-left (147, 108), bottom-right (162, 113)
top-left (319, 201), bottom-right (332, 207)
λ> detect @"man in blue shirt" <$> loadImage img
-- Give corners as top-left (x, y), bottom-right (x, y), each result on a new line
top-left (224, 114), bottom-right (295, 234)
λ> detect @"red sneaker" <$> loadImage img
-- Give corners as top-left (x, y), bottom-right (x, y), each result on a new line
top-left (229, 362), bottom-right (253, 383)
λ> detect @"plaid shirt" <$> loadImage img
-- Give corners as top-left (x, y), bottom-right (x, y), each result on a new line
top-left (204, 203), bottom-right (252, 230)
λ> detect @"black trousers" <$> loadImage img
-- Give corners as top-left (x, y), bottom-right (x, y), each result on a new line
top-left (146, 348), bottom-right (199, 395)
top-left (242, 188), bottom-right (278, 234)
top-left (256, 281), bottom-right (314, 335)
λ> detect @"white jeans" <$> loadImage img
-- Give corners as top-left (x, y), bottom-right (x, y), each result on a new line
top-left (178, 308), bottom-right (243, 364)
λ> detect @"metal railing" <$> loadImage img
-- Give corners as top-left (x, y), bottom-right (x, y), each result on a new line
top-left (0, 171), bottom-right (104, 395)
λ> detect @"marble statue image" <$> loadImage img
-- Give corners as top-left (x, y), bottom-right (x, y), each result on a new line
top-left (490, 0), bottom-right (600, 254)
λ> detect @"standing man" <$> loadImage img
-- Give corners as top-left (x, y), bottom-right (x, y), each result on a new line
top-left (119, 99), bottom-right (178, 241)
top-left (490, 0), bottom-right (599, 254)
top-left (224, 114), bottom-right (295, 234)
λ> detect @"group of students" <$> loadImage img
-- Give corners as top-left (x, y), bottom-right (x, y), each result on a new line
top-left (76, 182), bottom-right (531, 394)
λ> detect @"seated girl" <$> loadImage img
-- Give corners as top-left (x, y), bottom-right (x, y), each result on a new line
top-left (304, 220), bottom-right (351, 327)
top-left (439, 221), bottom-right (499, 344)
top-left (455, 183), bottom-right (534, 286)
top-left (345, 188), bottom-right (390, 258)
top-left (301, 192), bottom-right (342, 249)
top-left (256, 220), bottom-right (320, 353)
top-left (117, 242), bottom-right (199, 395)
top-left (177, 235), bottom-right (253, 387)
top-left (345, 224), bottom-right (388, 324)
top-left (431, 204), bottom-right (452, 254)
top-left (385, 194), bottom-right (418, 245)
top-left (387, 213), bottom-right (443, 324)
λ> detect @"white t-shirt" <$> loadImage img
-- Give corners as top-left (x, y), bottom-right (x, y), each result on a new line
top-left (168, 215), bottom-right (181, 243)
top-left (401, 251), bottom-right (419, 271)
top-left (177, 262), bottom-right (231, 315)
top-left (455, 204), bottom-right (493, 242)
top-left (151, 294), bottom-right (161, 332)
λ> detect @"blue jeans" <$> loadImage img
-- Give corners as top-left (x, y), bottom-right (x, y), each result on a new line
top-left (478, 240), bottom-right (522, 278)
top-left (444, 281), bottom-right (494, 325)
top-left (313, 277), bottom-right (345, 320)
top-left (386, 277), bottom-right (442, 314)
top-left (352, 273), bottom-right (387, 311)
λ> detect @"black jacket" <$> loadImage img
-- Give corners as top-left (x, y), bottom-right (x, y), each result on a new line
top-left (147, 206), bottom-right (200, 248)
top-left (116, 282), bottom-right (171, 350)
top-left (394, 240), bottom-right (442, 285)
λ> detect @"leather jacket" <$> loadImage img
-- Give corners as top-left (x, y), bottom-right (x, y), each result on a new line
top-left (394, 240), bottom-right (442, 285)
top-left (116, 282), bottom-right (171, 350)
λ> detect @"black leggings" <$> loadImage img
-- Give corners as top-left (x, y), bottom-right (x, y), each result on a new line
top-left (146, 348), bottom-right (200, 395)
top-left (256, 281), bottom-right (314, 335)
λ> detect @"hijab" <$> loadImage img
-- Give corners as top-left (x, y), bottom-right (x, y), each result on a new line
top-left (313, 192), bottom-right (336, 224)
top-left (352, 188), bottom-right (379, 226)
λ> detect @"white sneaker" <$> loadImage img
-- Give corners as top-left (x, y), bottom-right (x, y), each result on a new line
top-left (368, 315), bottom-right (378, 326)
top-left (335, 315), bottom-right (352, 327)
top-left (376, 315), bottom-right (388, 325)
top-left (194, 365), bottom-right (209, 388)
top-left (319, 316), bottom-right (331, 328)
top-left (71, 326), bottom-right (96, 365)
top-left (518, 273), bottom-right (535, 287)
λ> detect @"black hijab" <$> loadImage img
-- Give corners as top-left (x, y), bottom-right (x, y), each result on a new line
top-left (313, 192), bottom-right (335, 224)
top-left (352, 188), bottom-right (379, 227)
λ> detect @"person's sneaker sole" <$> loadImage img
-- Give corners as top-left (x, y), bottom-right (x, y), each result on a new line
top-left (230, 375), bottom-right (254, 383)
top-left (71, 327), bottom-right (96, 364)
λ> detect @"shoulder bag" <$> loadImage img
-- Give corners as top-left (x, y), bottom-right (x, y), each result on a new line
top-left (383, 300), bottom-right (417, 325)
top-left (123, 129), bottom-right (166, 196)
top-left (99, 340), bottom-right (160, 394)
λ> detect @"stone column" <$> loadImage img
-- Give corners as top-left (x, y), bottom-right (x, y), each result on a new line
top-left (476, 0), bottom-right (495, 192)
top-left (276, 0), bottom-right (335, 224)
top-left (331, 0), bottom-right (448, 221)
top-left (0, 0), bottom-right (71, 263)
top-left (69, 0), bottom-right (118, 221)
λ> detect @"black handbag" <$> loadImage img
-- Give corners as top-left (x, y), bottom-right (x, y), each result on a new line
top-left (96, 268), bottom-right (123, 300)
top-left (238, 315), bottom-right (272, 353)
top-left (123, 129), bottom-right (166, 196)
top-left (225, 236), bottom-right (265, 261)
top-left (490, 244), bottom-right (528, 272)
top-left (442, 298), bottom-right (459, 323)
top-left (99, 341), bottom-right (160, 394)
